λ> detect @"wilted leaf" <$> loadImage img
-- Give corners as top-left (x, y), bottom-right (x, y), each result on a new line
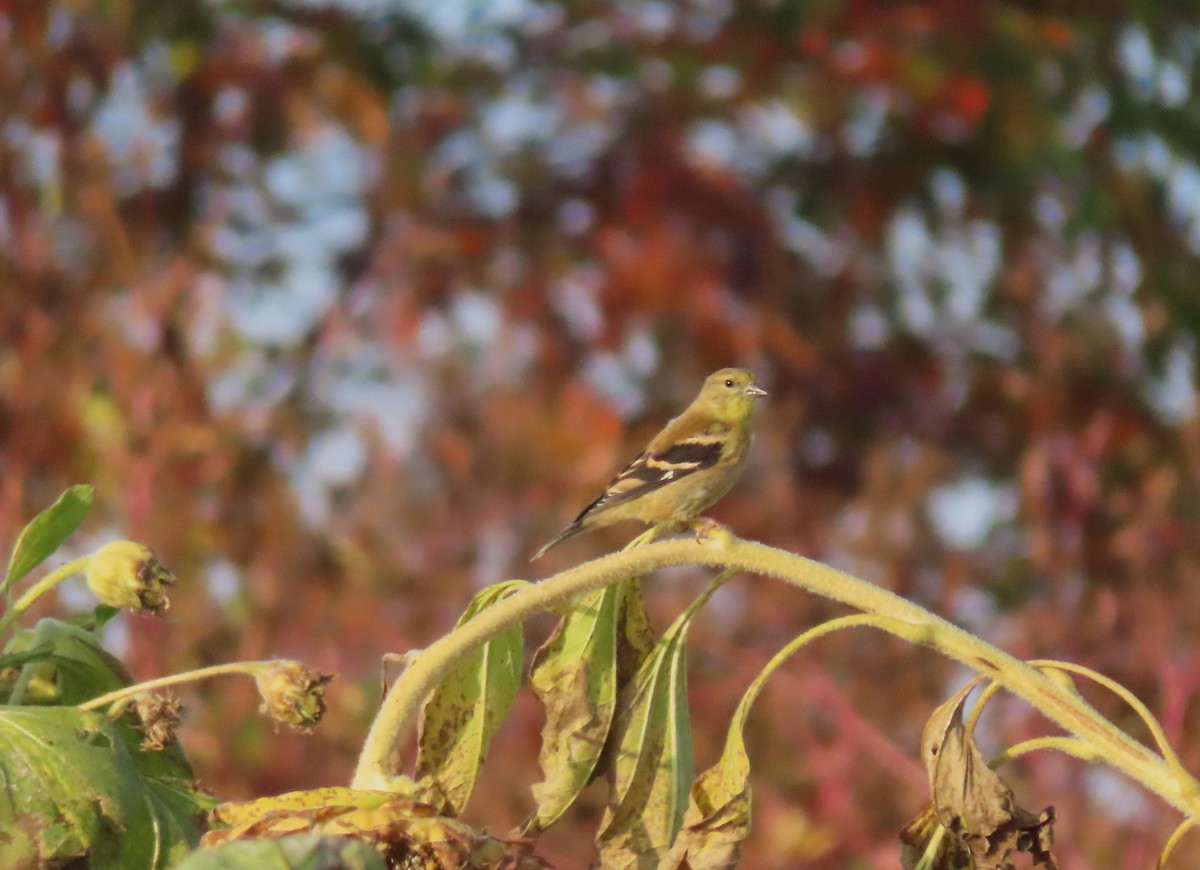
top-left (525, 577), bottom-right (655, 835)
top-left (900, 805), bottom-right (974, 870)
top-left (175, 832), bottom-right (388, 870)
top-left (203, 788), bottom-right (548, 869)
top-left (414, 580), bottom-right (527, 816)
top-left (596, 572), bottom-right (732, 868)
top-left (901, 681), bottom-right (1057, 870)
top-left (209, 785), bottom-right (419, 828)
top-left (0, 617), bottom-right (131, 705)
top-left (0, 705), bottom-right (207, 869)
top-left (665, 613), bottom-right (859, 869)
top-left (661, 659), bottom-right (758, 868)
top-left (663, 747), bottom-right (751, 870)
top-left (4, 485), bottom-right (94, 592)
top-left (615, 579), bottom-right (657, 681)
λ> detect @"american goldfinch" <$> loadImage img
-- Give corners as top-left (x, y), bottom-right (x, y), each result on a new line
top-left (533, 368), bottom-right (767, 560)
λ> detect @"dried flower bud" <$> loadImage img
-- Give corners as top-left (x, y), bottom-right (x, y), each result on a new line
top-left (129, 692), bottom-right (184, 751)
top-left (254, 661), bottom-right (334, 732)
top-left (85, 541), bottom-right (175, 616)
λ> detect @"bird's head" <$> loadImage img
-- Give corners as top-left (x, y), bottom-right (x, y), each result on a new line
top-left (698, 368), bottom-right (768, 420)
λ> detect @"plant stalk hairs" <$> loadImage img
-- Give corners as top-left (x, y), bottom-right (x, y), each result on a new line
top-left (353, 532), bottom-right (1200, 826)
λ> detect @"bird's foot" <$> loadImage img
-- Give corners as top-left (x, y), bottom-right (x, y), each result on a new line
top-left (684, 517), bottom-right (731, 546)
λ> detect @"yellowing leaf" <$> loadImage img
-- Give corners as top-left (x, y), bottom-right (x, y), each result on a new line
top-left (203, 788), bottom-right (546, 869)
top-left (901, 680), bottom-right (1057, 870)
top-left (596, 571), bottom-right (732, 868)
top-left (525, 577), bottom-right (654, 835)
top-left (210, 786), bottom-right (417, 828)
top-left (414, 580), bottom-right (527, 816)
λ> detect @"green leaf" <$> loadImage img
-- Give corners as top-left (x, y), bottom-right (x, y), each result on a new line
top-left (1, 618), bottom-right (132, 705)
top-left (596, 571), bottom-right (732, 868)
top-left (174, 833), bottom-right (388, 870)
top-left (414, 579), bottom-right (528, 816)
top-left (0, 642), bottom-right (55, 671)
top-left (3, 485), bottom-right (94, 592)
top-left (63, 604), bottom-right (121, 632)
top-left (524, 577), bottom-right (655, 835)
top-left (0, 705), bottom-right (207, 869)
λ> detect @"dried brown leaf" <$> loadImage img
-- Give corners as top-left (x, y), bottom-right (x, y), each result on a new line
top-left (203, 787), bottom-right (550, 869)
top-left (901, 681), bottom-right (1056, 870)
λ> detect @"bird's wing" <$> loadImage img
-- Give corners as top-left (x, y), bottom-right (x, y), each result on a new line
top-left (577, 435), bottom-right (725, 517)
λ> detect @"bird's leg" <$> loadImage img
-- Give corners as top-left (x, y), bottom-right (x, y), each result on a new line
top-left (682, 517), bottom-right (727, 544)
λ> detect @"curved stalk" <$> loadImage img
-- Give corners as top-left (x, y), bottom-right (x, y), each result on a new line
top-left (1026, 658), bottom-right (1189, 787)
top-left (0, 556), bottom-right (93, 635)
top-left (79, 661), bottom-right (272, 713)
top-left (351, 535), bottom-right (1200, 824)
top-left (1159, 818), bottom-right (1196, 869)
top-left (990, 735), bottom-right (1103, 767)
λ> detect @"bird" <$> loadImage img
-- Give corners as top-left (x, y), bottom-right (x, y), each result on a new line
top-left (532, 367), bottom-right (767, 560)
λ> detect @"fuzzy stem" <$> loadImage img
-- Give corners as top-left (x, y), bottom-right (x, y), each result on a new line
top-left (1159, 819), bottom-right (1196, 869)
top-left (1027, 658), bottom-right (1190, 786)
top-left (351, 535), bottom-right (1200, 823)
top-left (991, 736), bottom-right (1104, 767)
top-left (0, 556), bottom-right (93, 635)
top-left (965, 679), bottom-right (1006, 734)
top-left (78, 661), bottom-right (272, 713)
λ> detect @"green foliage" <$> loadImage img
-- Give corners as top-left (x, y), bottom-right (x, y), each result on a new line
top-left (0, 706), bottom-right (206, 868)
top-left (3, 485), bottom-right (92, 594)
top-left (593, 574), bottom-right (729, 867)
top-left (1, 617), bottom-right (132, 705)
top-left (0, 489), bottom-right (210, 867)
top-left (9, 0), bottom-right (1200, 862)
top-left (174, 833), bottom-right (387, 870)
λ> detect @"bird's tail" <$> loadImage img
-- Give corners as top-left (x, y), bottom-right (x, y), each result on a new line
top-left (531, 522), bottom-right (583, 561)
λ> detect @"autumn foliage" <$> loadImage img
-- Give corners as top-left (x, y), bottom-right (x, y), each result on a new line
top-left (4, 0), bottom-right (1200, 866)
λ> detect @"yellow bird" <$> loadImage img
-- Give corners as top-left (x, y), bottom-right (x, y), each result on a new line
top-left (533, 368), bottom-right (767, 560)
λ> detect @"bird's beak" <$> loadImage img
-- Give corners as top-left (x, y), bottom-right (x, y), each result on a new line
top-left (745, 383), bottom-right (768, 398)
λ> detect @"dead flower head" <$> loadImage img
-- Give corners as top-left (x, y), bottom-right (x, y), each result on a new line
top-left (86, 541), bottom-right (175, 616)
top-left (254, 660), bottom-right (334, 732)
top-left (129, 692), bottom-right (184, 751)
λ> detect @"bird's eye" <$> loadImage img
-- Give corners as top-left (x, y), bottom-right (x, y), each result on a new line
top-left (724, 379), bottom-right (734, 388)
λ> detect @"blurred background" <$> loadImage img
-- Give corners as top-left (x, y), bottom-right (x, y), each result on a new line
top-left (3, 0), bottom-right (1200, 866)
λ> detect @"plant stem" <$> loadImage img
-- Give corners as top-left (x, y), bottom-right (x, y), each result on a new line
top-left (351, 535), bottom-right (1200, 824)
top-left (78, 661), bottom-right (271, 712)
top-left (1159, 818), bottom-right (1196, 869)
top-left (0, 556), bottom-right (93, 635)
top-left (992, 736), bottom-right (1102, 766)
